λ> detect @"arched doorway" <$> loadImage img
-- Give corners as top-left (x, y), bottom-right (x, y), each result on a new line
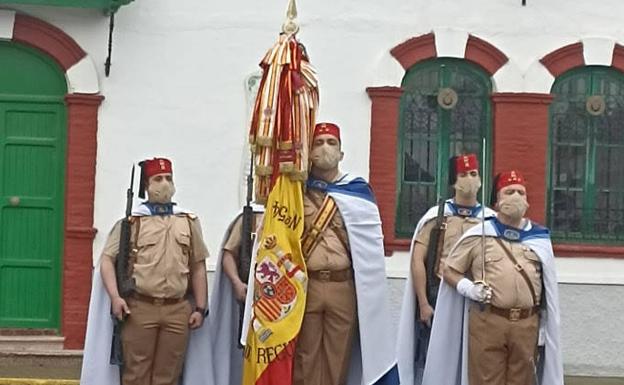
top-left (0, 41), bottom-right (67, 330)
top-left (0, 10), bottom-right (102, 348)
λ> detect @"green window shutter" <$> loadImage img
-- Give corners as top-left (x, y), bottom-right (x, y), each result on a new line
top-left (0, 42), bottom-right (66, 329)
top-left (395, 58), bottom-right (492, 238)
top-left (548, 66), bottom-right (624, 244)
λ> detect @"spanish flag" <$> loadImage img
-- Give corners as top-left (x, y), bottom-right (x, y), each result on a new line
top-left (241, 175), bottom-right (307, 385)
top-left (243, 2), bottom-right (318, 384)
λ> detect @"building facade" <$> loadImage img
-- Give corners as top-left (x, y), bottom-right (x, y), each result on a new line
top-left (0, 0), bottom-right (622, 377)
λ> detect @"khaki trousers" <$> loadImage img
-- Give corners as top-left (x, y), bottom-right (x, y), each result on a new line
top-left (293, 278), bottom-right (357, 385)
top-left (121, 298), bottom-right (192, 385)
top-left (468, 306), bottom-right (539, 385)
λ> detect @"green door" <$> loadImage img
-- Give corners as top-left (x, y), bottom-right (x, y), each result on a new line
top-left (0, 42), bottom-right (66, 329)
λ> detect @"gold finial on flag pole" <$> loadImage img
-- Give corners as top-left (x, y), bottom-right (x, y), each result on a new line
top-left (282, 0), bottom-right (299, 35)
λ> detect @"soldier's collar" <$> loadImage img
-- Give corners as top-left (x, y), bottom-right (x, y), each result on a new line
top-left (448, 200), bottom-right (482, 218)
top-left (492, 217), bottom-right (534, 242)
top-left (142, 202), bottom-right (176, 216)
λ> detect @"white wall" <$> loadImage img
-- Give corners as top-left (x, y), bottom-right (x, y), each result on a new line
top-left (8, 0), bottom-right (624, 263)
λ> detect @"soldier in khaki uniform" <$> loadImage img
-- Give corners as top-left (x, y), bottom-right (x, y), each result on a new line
top-left (397, 154), bottom-right (495, 385)
top-left (441, 170), bottom-right (555, 385)
top-left (100, 158), bottom-right (209, 385)
top-left (293, 122), bottom-right (356, 385)
top-left (222, 212), bottom-right (263, 302)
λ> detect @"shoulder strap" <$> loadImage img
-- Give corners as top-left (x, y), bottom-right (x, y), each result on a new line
top-left (301, 195), bottom-right (338, 256)
top-left (494, 238), bottom-right (538, 307)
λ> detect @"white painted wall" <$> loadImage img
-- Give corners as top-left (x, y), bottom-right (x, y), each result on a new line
top-left (4, 0), bottom-right (624, 375)
top-left (7, 0), bottom-right (624, 262)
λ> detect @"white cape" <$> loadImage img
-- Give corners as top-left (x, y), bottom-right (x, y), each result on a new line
top-left (396, 200), bottom-right (495, 385)
top-left (80, 205), bottom-right (215, 385)
top-left (207, 207), bottom-right (264, 385)
top-left (329, 175), bottom-right (399, 385)
top-left (421, 219), bottom-right (564, 385)
top-left (238, 176), bottom-right (399, 384)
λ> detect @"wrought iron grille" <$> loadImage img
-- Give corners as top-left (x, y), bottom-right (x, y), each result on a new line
top-left (395, 59), bottom-right (492, 238)
top-left (549, 67), bottom-right (624, 244)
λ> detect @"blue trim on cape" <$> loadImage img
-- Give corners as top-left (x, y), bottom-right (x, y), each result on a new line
top-left (141, 202), bottom-right (176, 216)
top-left (373, 365), bottom-right (400, 385)
top-left (306, 175), bottom-right (376, 203)
top-left (491, 217), bottom-right (550, 242)
top-left (447, 201), bottom-right (484, 218)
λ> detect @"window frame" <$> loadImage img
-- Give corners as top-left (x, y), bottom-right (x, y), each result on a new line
top-left (395, 58), bottom-right (493, 238)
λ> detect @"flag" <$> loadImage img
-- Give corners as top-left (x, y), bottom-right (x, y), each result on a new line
top-left (242, 2), bottom-right (318, 383)
top-left (241, 175), bottom-right (306, 385)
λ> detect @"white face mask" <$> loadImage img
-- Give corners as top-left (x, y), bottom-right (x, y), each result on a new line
top-left (454, 174), bottom-right (482, 197)
top-left (498, 192), bottom-right (529, 221)
top-left (311, 143), bottom-right (342, 171)
top-left (147, 175), bottom-right (176, 204)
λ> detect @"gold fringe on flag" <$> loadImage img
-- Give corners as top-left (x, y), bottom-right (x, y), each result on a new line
top-left (248, 28), bottom-right (319, 203)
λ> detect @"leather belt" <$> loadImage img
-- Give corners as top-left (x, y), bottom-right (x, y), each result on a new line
top-left (484, 304), bottom-right (539, 322)
top-left (132, 293), bottom-right (185, 306)
top-left (308, 269), bottom-right (352, 282)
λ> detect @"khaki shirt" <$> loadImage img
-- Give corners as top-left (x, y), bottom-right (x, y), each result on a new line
top-left (102, 214), bottom-right (209, 299)
top-left (446, 235), bottom-right (542, 309)
top-left (223, 213), bottom-right (263, 258)
top-left (303, 189), bottom-right (351, 271)
top-left (416, 215), bottom-right (481, 277)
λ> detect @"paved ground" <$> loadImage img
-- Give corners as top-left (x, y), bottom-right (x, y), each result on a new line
top-left (0, 354), bottom-right (623, 384)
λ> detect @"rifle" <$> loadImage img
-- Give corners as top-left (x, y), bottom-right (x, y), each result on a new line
top-left (424, 197), bottom-right (447, 306)
top-left (110, 166), bottom-right (136, 366)
top-left (237, 152), bottom-right (255, 347)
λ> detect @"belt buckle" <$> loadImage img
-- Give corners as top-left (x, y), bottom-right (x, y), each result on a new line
top-left (153, 298), bottom-right (165, 306)
top-left (509, 308), bottom-right (521, 322)
top-left (318, 270), bottom-right (331, 282)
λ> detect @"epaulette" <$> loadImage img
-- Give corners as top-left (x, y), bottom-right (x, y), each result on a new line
top-left (176, 212), bottom-right (197, 220)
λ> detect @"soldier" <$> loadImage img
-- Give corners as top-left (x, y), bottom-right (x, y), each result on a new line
top-left (208, 206), bottom-right (263, 385)
top-left (422, 170), bottom-right (564, 385)
top-left (397, 154), bottom-right (495, 385)
top-left (81, 157), bottom-right (212, 385)
top-left (293, 122), bottom-right (399, 385)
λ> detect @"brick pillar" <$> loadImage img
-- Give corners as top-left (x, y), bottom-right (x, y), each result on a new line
top-left (63, 94), bottom-right (103, 349)
top-left (366, 86), bottom-right (404, 255)
top-left (491, 93), bottom-right (553, 224)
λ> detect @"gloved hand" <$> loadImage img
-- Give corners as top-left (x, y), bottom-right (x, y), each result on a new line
top-left (456, 278), bottom-right (492, 303)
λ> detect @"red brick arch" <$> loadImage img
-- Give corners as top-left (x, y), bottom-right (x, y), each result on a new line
top-left (9, 13), bottom-right (103, 348)
top-left (369, 33), bottom-right (509, 254)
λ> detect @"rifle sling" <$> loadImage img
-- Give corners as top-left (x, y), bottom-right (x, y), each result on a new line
top-left (494, 238), bottom-right (538, 307)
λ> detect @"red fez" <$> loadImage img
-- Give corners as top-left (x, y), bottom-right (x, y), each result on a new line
top-left (495, 170), bottom-right (525, 192)
top-left (455, 153), bottom-right (479, 174)
top-left (313, 122), bottom-right (341, 141)
top-left (142, 158), bottom-right (172, 178)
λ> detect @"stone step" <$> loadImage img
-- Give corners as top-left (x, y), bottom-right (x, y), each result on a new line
top-left (0, 336), bottom-right (64, 352)
top-left (0, 350), bottom-right (82, 380)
